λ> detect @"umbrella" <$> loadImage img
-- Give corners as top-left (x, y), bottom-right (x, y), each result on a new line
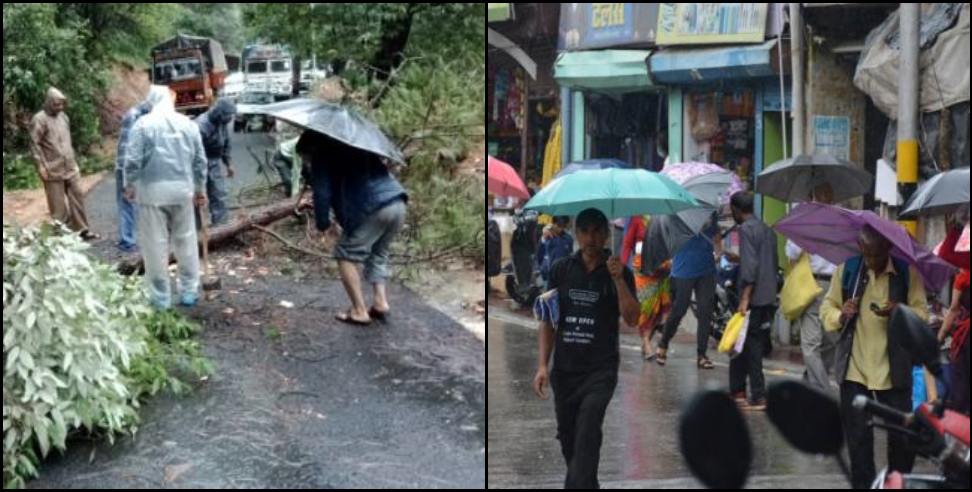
top-left (487, 155), bottom-right (530, 200)
top-left (640, 163), bottom-right (744, 272)
top-left (553, 158), bottom-right (630, 180)
top-left (756, 154), bottom-right (874, 203)
top-left (642, 214), bottom-right (697, 273)
top-left (661, 162), bottom-right (745, 201)
top-left (523, 168), bottom-right (699, 219)
top-left (899, 168), bottom-right (970, 218)
top-left (662, 163), bottom-right (744, 231)
top-left (259, 98), bottom-right (405, 164)
top-left (959, 224), bottom-right (971, 253)
top-left (932, 223), bottom-right (971, 270)
top-left (774, 202), bottom-right (955, 292)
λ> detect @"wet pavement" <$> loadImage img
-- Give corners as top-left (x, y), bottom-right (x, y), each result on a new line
top-left (487, 304), bottom-right (919, 489)
top-left (28, 130), bottom-right (486, 488)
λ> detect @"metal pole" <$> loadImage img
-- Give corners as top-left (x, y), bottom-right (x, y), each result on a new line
top-left (897, 3), bottom-right (920, 237)
top-left (789, 3), bottom-right (805, 157)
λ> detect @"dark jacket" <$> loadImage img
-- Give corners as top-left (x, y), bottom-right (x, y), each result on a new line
top-left (536, 232), bottom-right (573, 281)
top-left (302, 132), bottom-right (407, 234)
top-left (195, 98), bottom-right (236, 164)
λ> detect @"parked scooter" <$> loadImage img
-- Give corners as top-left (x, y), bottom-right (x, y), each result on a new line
top-left (488, 217), bottom-right (501, 278)
top-left (502, 209), bottom-right (542, 308)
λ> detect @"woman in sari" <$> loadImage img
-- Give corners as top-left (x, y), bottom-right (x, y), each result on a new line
top-left (621, 215), bottom-right (672, 360)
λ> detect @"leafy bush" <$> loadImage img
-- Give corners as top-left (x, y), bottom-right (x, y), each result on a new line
top-left (3, 223), bottom-right (212, 488)
top-left (375, 55), bottom-right (485, 261)
top-left (3, 4), bottom-right (108, 156)
top-left (1, 152), bottom-right (42, 191)
top-left (3, 3), bottom-right (190, 190)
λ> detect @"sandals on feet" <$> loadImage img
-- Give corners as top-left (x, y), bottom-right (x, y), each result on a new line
top-left (336, 311), bottom-right (372, 326)
top-left (368, 307), bottom-right (389, 323)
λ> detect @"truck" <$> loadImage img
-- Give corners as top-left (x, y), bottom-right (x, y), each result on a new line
top-left (151, 34), bottom-right (228, 115)
top-left (242, 44), bottom-right (294, 100)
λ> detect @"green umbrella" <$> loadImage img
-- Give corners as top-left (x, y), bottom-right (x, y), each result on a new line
top-left (524, 168), bottom-right (700, 218)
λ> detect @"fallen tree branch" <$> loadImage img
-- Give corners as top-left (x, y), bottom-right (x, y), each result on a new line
top-left (252, 224), bottom-right (326, 259)
top-left (253, 223), bottom-right (479, 266)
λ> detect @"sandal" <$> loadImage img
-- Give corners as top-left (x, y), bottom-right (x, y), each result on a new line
top-left (697, 357), bottom-right (715, 370)
top-left (368, 307), bottom-right (389, 323)
top-left (642, 337), bottom-right (657, 361)
top-left (731, 391), bottom-right (748, 406)
top-left (741, 399), bottom-right (767, 411)
top-left (655, 348), bottom-right (667, 366)
top-left (335, 311), bottom-right (372, 327)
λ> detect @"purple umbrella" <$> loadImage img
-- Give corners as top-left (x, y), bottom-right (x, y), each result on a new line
top-left (774, 203), bottom-right (955, 292)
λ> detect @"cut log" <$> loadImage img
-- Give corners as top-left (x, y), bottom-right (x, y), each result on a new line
top-left (206, 197), bottom-right (312, 245)
top-left (117, 197), bottom-right (311, 275)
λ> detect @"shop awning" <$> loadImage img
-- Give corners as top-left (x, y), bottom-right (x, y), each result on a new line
top-left (554, 50), bottom-right (654, 92)
top-left (648, 40), bottom-right (779, 85)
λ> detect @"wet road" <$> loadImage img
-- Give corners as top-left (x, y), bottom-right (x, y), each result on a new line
top-left (487, 307), bottom-right (896, 489)
top-left (32, 130), bottom-right (488, 488)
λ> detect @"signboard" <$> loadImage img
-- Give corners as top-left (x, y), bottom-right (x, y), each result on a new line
top-left (813, 116), bottom-right (851, 161)
top-left (559, 3), bottom-right (658, 51)
top-left (656, 3), bottom-right (767, 45)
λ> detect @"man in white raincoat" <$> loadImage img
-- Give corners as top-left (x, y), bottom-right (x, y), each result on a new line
top-left (123, 85), bottom-right (208, 309)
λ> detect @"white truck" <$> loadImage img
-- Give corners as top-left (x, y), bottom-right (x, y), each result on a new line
top-left (242, 44), bottom-right (293, 100)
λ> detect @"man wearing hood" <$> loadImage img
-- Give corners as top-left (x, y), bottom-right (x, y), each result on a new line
top-left (195, 98), bottom-right (237, 226)
top-left (124, 85), bottom-right (208, 309)
top-left (114, 90), bottom-right (163, 252)
top-left (29, 87), bottom-right (98, 240)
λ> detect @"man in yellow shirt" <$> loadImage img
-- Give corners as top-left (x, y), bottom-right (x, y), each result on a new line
top-left (820, 226), bottom-right (927, 489)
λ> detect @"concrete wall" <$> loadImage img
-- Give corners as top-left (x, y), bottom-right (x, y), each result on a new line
top-left (805, 38), bottom-right (868, 209)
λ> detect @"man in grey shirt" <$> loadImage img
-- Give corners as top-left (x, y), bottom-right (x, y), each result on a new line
top-left (730, 192), bottom-right (779, 411)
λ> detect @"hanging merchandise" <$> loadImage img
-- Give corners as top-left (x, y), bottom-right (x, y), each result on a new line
top-left (493, 69), bottom-right (510, 124)
top-left (689, 92), bottom-right (720, 141)
top-left (506, 69), bottom-right (525, 130)
top-left (488, 66), bottom-right (496, 125)
top-left (541, 121), bottom-right (563, 188)
top-left (538, 120), bottom-right (563, 226)
top-left (721, 89), bottom-right (755, 118)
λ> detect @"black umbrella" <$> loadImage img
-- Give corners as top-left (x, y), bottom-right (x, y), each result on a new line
top-left (900, 167), bottom-right (970, 218)
top-left (756, 154), bottom-right (873, 202)
top-left (259, 98), bottom-right (405, 165)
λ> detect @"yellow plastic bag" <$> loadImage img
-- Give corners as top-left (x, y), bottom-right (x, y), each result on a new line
top-left (718, 312), bottom-right (747, 353)
top-left (780, 253), bottom-right (823, 321)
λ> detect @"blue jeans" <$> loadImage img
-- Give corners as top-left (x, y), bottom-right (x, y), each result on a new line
top-left (115, 169), bottom-right (138, 250)
top-left (206, 158), bottom-right (230, 225)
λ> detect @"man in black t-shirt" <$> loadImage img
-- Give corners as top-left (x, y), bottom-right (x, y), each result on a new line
top-left (532, 208), bottom-right (639, 489)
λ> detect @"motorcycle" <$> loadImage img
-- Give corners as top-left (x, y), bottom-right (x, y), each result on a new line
top-left (487, 218), bottom-right (501, 278)
top-left (690, 253), bottom-right (784, 344)
top-left (502, 209), bottom-right (542, 308)
top-left (852, 305), bottom-right (969, 489)
top-left (677, 304), bottom-right (970, 490)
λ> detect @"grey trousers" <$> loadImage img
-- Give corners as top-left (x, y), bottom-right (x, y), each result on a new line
top-left (43, 176), bottom-right (90, 232)
top-left (334, 199), bottom-right (407, 284)
top-left (798, 279), bottom-right (838, 391)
